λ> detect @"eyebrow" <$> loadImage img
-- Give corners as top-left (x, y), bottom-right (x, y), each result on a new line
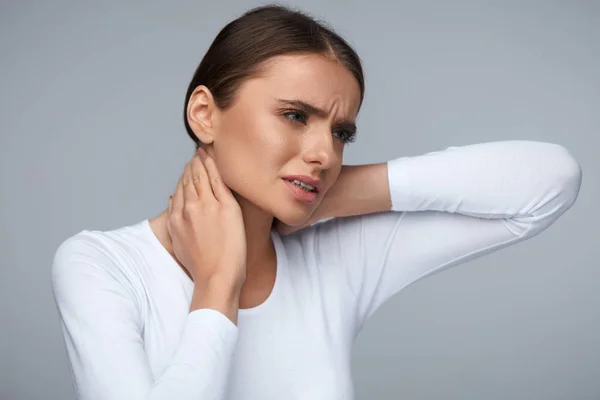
top-left (276, 98), bottom-right (357, 134)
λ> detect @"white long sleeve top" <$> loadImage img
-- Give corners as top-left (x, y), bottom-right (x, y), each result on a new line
top-left (51, 140), bottom-right (582, 400)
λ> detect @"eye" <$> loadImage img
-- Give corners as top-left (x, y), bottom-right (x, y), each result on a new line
top-left (281, 109), bottom-right (356, 145)
top-left (282, 110), bottom-right (307, 124)
top-left (333, 130), bottom-right (357, 144)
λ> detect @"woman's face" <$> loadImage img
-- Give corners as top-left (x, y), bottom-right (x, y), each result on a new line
top-left (190, 53), bottom-right (361, 226)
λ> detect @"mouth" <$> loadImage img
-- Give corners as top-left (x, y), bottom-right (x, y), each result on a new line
top-left (283, 178), bottom-right (318, 193)
top-left (282, 178), bottom-right (319, 204)
top-left (281, 175), bottom-right (322, 193)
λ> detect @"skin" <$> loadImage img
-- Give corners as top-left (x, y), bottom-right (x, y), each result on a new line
top-left (149, 53), bottom-right (362, 310)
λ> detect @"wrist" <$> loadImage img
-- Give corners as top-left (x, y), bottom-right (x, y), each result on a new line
top-left (190, 277), bottom-right (242, 315)
top-left (328, 163), bottom-right (391, 218)
top-left (320, 165), bottom-right (350, 218)
top-left (201, 271), bottom-right (245, 294)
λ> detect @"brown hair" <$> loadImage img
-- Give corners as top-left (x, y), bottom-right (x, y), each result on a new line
top-left (183, 4), bottom-right (365, 149)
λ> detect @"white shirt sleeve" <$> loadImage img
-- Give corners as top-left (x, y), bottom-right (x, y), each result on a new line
top-left (321, 140), bottom-right (582, 332)
top-left (51, 236), bottom-right (238, 400)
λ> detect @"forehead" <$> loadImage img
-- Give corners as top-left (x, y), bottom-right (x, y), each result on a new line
top-left (240, 53), bottom-right (362, 117)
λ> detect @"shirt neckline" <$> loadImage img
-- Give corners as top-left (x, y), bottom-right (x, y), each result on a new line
top-left (140, 218), bottom-right (286, 317)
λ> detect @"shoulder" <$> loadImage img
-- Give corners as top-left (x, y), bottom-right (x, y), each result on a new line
top-left (53, 221), bottom-right (140, 275)
top-left (51, 220), bottom-right (149, 305)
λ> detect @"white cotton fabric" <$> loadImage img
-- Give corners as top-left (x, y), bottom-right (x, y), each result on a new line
top-left (51, 140), bottom-right (582, 400)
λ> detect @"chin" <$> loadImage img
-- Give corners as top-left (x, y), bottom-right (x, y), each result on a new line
top-left (275, 213), bottom-right (310, 227)
top-left (272, 202), bottom-right (318, 227)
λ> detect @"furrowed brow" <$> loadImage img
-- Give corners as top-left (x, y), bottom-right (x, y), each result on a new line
top-left (276, 98), bottom-right (357, 133)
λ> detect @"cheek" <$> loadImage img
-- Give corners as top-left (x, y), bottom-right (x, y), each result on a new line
top-left (225, 112), bottom-right (283, 150)
top-left (214, 118), bottom-right (290, 190)
top-left (245, 118), bottom-right (300, 171)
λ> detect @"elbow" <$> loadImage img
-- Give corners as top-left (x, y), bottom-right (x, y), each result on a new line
top-left (551, 143), bottom-right (583, 211)
top-left (510, 142), bottom-right (582, 238)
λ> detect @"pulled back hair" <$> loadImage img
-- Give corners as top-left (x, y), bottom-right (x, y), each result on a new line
top-left (183, 4), bottom-right (365, 149)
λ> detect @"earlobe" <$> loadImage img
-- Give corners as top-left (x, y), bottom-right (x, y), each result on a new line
top-left (187, 85), bottom-right (216, 145)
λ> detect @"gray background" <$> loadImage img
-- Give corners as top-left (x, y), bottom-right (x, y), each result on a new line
top-left (1, 1), bottom-right (598, 399)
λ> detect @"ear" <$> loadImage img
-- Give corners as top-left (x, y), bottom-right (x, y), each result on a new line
top-left (186, 85), bottom-right (219, 145)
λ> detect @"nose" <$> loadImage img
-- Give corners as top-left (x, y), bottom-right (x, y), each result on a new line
top-left (301, 128), bottom-right (338, 170)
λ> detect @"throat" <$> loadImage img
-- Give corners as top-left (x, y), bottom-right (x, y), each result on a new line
top-left (239, 251), bottom-right (277, 309)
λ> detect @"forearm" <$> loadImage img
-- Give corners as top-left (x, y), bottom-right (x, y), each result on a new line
top-left (385, 141), bottom-right (581, 219)
top-left (282, 141), bottom-right (580, 237)
top-left (326, 141), bottom-right (581, 220)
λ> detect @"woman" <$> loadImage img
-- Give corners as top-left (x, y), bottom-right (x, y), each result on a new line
top-left (51, 4), bottom-right (583, 400)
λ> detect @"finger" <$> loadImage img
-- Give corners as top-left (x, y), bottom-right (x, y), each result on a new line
top-left (171, 173), bottom-right (184, 215)
top-left (191, 152), bottom-right (214, 202)
top-left (166, 196), bottom-right (173, 235)
top-left (202, 150), bottom-right (234, 203)
top-left (182, 163), bottom-right (198, 203)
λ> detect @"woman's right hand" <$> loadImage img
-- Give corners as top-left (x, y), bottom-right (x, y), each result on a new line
top-left (167, 147), bottom-right (247, 294)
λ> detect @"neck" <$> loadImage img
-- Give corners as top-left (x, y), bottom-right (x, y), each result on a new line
top-left (150, 194), bottom-right (276, 279)
top-left (234, 191), bottom-right (276, 271)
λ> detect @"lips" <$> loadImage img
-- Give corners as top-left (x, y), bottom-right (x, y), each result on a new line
top-left (282, 179), bottom-right (319, 203)
top-left (282, 175), bottom-right (322, 193)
